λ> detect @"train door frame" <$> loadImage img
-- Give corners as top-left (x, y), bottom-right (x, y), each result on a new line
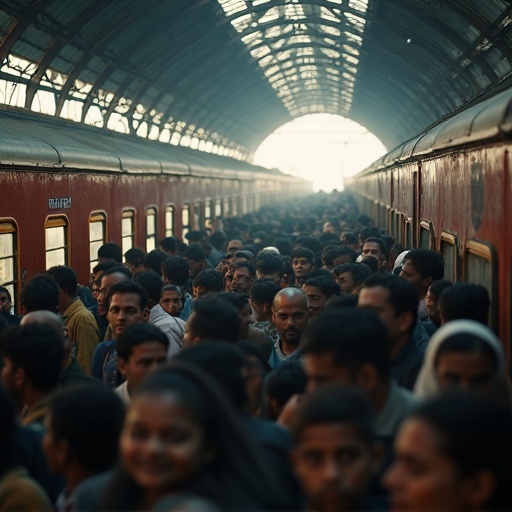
top-left (121, 209), bottom-right (136, 254)
top-left (181, 203), bottom-right (191, 240)
top-left (145, 206), bottom-right (158, 252)
top-left (165, 205), bottom-right (175, 237)
top-left (89, 211), bottom-right (108, 272)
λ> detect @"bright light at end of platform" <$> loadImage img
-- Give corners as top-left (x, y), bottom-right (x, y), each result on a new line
top-left (253, 114), bottom-right (387, 192)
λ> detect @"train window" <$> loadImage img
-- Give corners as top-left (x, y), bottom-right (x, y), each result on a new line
top-left (122, 210), bottom-right (135, 254)
top-left (419, 221), bottom-right (431, 249)
top-left (204, 200), bottom-right (212, 232)
top-left (194, 202), bottom-right (202, 230)
top-left (45, 216), bottom-right (69, 269)
top-left (165, 205), bottom-right (175, 237)
top-left (182, 204), bottom-right (190, 239)
top-left (0, 221), bottom-right (17, 312)
top-left (440, 232), bottom-right (458, 281)
top-left (146, 208), bottom-right (157, 252)
top-left (215, 199), bottom-right (222, 219)
top-left (89, 213), bottom-right (106, 271)
top-left (223, 198), bottom-right (230, 217)
top-left (464, 240), bottom-right (497, 329)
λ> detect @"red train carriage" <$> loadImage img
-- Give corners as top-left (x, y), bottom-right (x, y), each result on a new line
top-left (348, 88), bottom-right (512, 356)
top-left (0, 109), bottom-right (311, 313)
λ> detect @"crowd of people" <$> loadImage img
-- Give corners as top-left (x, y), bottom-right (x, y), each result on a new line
top-left (0, 189), bottom-right (511, 512)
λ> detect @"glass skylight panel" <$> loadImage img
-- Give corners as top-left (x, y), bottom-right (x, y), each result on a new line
top-left (217, 0), bottom-right (368, 116)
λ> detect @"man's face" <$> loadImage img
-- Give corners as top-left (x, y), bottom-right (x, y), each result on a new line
top-left (400, 260), bottom-right (430, 297)
top-left (230, 267), bottom-right (254, 293)
top-left (272, 296), bottom-right (309, 346)
top-left (425, 290), bottom-right (440, 325)
top-left (107, 293), bottom-right (148, 338)
top-left (336, 272), bottom-right (357, 294)
top-left (118, 342), bottom-right (168, 392)
top-left (361, 242), bottom-right (383, 264)
top-left (160, 290), bottom-right (182, 316)
top-left (0, 291), bottom-right (11, 313)
top-left (292, 257), bottom-right (313, 280)
top-left (358, 286), bottom-right (401, 345)
top-left (292, 423), bottom-right (377, 512)
top-left (193, 286), bottom-right (209, 299)
top-left (302, 285), bottom-right (328, 318)
top-left (183, 312), bottom-right (199, 346)
top-left (238, 303), bottom-right (253, 339)
top-left (98, 274), bottom-right (124, 317)
top-left (227, 240), bottom-right (244, 254)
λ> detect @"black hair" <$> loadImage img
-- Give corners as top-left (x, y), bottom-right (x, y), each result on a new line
top-left (341, 231), bottom-right (357, 244)
top-left (192, 269), bottom-right (224, 293)
top-left (428, 279), bottom-right (453, 298)
top-left (184, 245), bottom-right (205, 263)
top-left (411, 392), bottom-right (512, 511)
top-left (158, 236), bottom-right (177, 253)
top-left (103, 265), bottom-right (133, 279)
top-left (292, 385), bottom-right (374, 444)
top-left (0, 385), bottom-right (17, 476)
top-left (115, 323), bottom-right (169, 360)
top-left (249, 279), bottom-right (280, 305)
top-left (216, 292), bottom-right (249, 311)
top-left (124, 247), bottom-right (146, 267)
top-left (291, 247), bottom-right (315, 263)
top-left (301, 309), bottom-right (390, 381)
top-left (434, 333), bottom-right (497, 371)
top-left (189, 296), bottom-right (241, 342)
top-left (144, 250), bottom-right (169, 275)
top-left (162, 256), bottom-right (190, 286)
top-left (274, 237), bottom-right (292, 256)
top-left (49, 386), bottom-right (125, 473)
top-left (363, 237), bottom-right (388, 259)
top-left (295, 236), bottom-right (322, 256)
top-left (359, 227), bottom-right (380, 242)
top-left (0, 324), bottom-right (64, 391)
top-left (403, 249), bottom-right (444, 280)
top-left (321, 246), bottom-right (355, 267)
top-left (362, 274), bottom-right (419, 330)
top-left (47, 265), bottom-right (78, 297)
top-left (102, 362), bottom-right (288, 511)
top-left (233, 262), bottom-right (256, 277)
top-left (324, 294), bottom-right (359, 310)
top-left (0, 286), bottom-right (12, 303)
top-left (254, 252), bottom-right (285, 277)
top-left (303, 276), bottom-right (341, 298)
top-left (92, 261), bottom-right (119, 275)
top-left (361, 256), bottom-right (379, 274)
top-left (438, 283), bottom-right (490, 325)
top-left (21, 274), bottom-right (60, 313)
top-left (174, 343), bottom-right (248, 411)
top-left (98, 243), bottom-right (122, 263)
top-left (265, 361), bottom-right (306, 412)
top-left (332, 262), bottom-right (371, 285)
top-left (133, 271), bottom-right (163, 304)
top-left (108, 280), bottom-right (149, 311)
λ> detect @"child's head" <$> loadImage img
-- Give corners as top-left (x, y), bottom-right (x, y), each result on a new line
top-left (291, 384), bottom-right (379, 512)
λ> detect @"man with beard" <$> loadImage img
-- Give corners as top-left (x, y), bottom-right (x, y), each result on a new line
top-left (230, 262), bottom-right (256, 293)
top-left (269, 288), bottom-right (309, 368)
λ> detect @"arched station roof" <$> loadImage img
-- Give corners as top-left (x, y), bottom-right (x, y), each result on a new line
top-left (0, 0), bottom-right (511, 159)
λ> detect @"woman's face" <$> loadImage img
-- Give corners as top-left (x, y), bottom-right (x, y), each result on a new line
top-left (121, 393), bottom-right (210, 496)
top-left (384, 418), bottom-right (474, 512)
top-left (160, 291), bottom-right (183, 317)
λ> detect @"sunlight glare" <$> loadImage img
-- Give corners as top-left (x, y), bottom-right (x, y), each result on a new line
top-left (253, 114), bottom-right (387, 191)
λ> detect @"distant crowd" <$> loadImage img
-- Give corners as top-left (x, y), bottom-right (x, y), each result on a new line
top-left (0, 189), bottom-right (510, 512)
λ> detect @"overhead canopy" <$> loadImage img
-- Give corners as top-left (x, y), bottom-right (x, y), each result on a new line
top-left (0, 0), bottom-right (511, 158)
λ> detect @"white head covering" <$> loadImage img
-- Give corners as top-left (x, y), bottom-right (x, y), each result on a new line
top-left (414, 319), bottom-right (508, 400)
top-left (261, 246), bottom-right (280, 255)
top-left (392, 250), bottom-right (410, 272)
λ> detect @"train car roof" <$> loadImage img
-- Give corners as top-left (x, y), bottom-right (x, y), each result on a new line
top-left (357, 87), bottom-right (512, 176)
top-left (0, 109), bottom-right (296, 181)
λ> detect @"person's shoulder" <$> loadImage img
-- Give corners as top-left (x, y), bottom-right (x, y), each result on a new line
top-left (0, 467), bottom-right (52, 511)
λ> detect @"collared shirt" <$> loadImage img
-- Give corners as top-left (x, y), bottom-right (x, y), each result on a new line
top-left (63, 298), bottom-right (100, 374)
top-left (268, 338), bottom-right (301, 369)
top-left (390, 336), bottom-right (424, 391)
top-left (376, 381), bottom-right (416, 439)
top-left (115, 381), bottom-right (131, 405)
top-left (20, 397), bottom-right (51, 431)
